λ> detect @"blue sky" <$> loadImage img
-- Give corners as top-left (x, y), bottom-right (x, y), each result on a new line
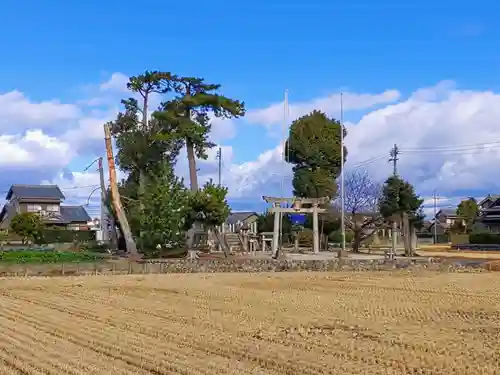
top-left (0, 0), bottom-right (499, 215)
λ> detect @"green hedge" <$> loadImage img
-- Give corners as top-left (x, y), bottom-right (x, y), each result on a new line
top-left (0, 250), bottom-right (104, 264)
top-left (469, 233), bottom-right (500, 244)
top-left (40, 230), bottom-right (96, 244)
top-left (5, 229), bottom-right (96, 244)
top-left (328, 230), bottom-right (354, 244)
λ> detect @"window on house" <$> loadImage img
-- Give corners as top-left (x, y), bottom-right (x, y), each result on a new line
top-left (46, 204), bottom-right (59, 212)
top-left (26, 204), bottom-right (42, 212)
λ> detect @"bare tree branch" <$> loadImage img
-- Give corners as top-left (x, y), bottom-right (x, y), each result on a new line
top-left (331, 169), bottom-right (384, 251)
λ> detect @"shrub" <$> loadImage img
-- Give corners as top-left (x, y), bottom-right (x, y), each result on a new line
top-left (79, 241), bottom-right (111, 253)
top-left (297, 229), bottom-right (313, 247)
top-left (469, 233), bottom-right (500, 245)
top-left (10, 213), bottom-right (43, 244)
top-left (328, 230), bottom-right (354, 244)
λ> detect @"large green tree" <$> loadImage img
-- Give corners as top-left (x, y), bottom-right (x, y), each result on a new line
top-left (257, 213), bottom-right (293, 234)
top-left (285, 110), bottom-right (346, 198)
top-left (456, 197), bottom-right (478, 233)
top-left (109, 71), bottom-right (184, 251)
top-left (110, 71), bottom-right (182, 178)
top-left (155, 77), bottom-right (245, 191)
top-left (138, 164), bottom-right (188, 257)
top-left (379, 176), bottom-right (424, 256)
top-left (183, 181), bottom-right (231, 229)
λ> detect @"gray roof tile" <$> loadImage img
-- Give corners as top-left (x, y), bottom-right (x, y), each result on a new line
top-left (439, 208), bottom-right (458, 216)
top-left (60, 206), bottom-right (91, 223)
top-left (226, 211), bottom-right (258, 225)
top-left (6, 185), bottom-right (65, 200)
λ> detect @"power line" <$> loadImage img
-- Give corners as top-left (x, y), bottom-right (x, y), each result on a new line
top-left (351, 155), bottom-right (386, 169)
top-left (401, 149), bottom-right (500, 156)
top-left (350, 139), bottom-right (500, 170)
top-left (401, 139), bottom-right (500, 152)
top-left (60, 185), bottom-right (100, 190)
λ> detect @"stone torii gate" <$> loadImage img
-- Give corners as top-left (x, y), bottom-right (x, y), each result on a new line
top-left (263, 196), bottom-right (329, 258)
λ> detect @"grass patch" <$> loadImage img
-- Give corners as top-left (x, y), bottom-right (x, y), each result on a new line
top-left (0, 250), bottom-right (106, 264)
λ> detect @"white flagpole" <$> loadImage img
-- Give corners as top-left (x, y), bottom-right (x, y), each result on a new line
top-left (340, 93), bottom-right (346, 252)
top-left (279, 89), bottom-right (289, 249)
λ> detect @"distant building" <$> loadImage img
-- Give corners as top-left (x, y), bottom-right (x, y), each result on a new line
top-left (475, 195), bottom-right (500, 233)
top-left (0, 184), bottom-right (91, 230)
top-left (224, 211), bottom-right (259, 233)
top-left (427, 208), bottom-right (464, 235)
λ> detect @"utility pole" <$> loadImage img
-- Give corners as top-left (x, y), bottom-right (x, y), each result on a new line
top-left (389, 144), bottom-right (400, 260)
top-left (216, 147), bottom-right (222, 186)
top-left (389, 144), bottom-right (399, 176)
top-left (97, 157), bottom-right (118, 249)
top-left (96, 157), bottom-right (108, 243)
top-left (84, 157), bottom-right (112, 247)
top-left (433, 191), bottom-right (438, 244)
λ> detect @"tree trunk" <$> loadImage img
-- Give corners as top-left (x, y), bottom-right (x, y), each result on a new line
top-left (138, 94), bottom-right (149, 244)
top-left (138, 169), bottom-right (146, 243)
top-left (186, 139), bottom-right (199, 192)
top-left (104, 123), bottom-right (139, 259)
top-left (352, 234), bottom-right (361, 253)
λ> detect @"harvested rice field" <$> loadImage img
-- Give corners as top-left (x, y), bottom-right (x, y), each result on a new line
top-left (1, 271), bottom-right (500, 375)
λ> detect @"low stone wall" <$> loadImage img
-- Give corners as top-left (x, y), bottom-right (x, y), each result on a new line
top-left (144, 258), bottom-right (487, 274)
top-left (0, 257), bottom-right (488, 278)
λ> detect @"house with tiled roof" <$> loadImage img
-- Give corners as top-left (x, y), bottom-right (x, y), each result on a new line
top-left (427, 208), bottom-right (464, 235)
top-left (475, 195), bottom-right (500, 233)
top-left (0, 185), bottom-right (91, 230)
top-left (224, 211), bottom-right (259, 233)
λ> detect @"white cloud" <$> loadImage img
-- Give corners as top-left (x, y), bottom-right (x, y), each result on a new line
top-left (210, 116), bottom-right (236, 142)
top-left (0, 91), bottom-right (80, 130)
top-left (246, 89), bottom-right (401, 132)
top-left (99, 73), bottom-right (129, 93)
top-left (210, 81), bottom-right (500, 203)
top-left (0, 130), bottom-right (73, 168)
top-left (343, 82), bottom-right (500, 194)
top-left (5, 74), bottom-right (500, 215)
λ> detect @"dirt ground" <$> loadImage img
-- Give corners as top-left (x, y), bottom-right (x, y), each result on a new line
top-left (0, 271), bottom-right (500, 374)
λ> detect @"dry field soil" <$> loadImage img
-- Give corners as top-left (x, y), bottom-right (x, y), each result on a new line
top-left (0, 271), bottom-right (500, 374)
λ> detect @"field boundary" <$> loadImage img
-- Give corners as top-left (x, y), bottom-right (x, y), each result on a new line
top-left (0, 257), bottom-right (489, 278)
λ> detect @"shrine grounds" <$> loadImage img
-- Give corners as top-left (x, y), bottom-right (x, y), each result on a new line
top-left (0, 271), bottom-right (499, 374)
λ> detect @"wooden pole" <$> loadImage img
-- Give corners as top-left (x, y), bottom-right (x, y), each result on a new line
top-left (103, 123), bottom-right (139, 259)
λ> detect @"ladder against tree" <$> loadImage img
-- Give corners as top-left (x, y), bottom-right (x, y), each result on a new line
top-left (211, 228), bottom-right (231, 257)
top-left (262, 196), bottom-right (329, 258)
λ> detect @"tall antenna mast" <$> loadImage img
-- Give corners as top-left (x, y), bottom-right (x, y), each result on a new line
top-left (216, 147), bottom-right (222, 186)
top-left (279, 89), bottom-right (289, 249)
top-left (340, 93), bottom-right (346, 253)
